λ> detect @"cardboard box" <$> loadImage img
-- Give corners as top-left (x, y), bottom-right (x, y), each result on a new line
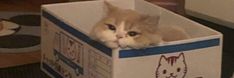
top-left (41, 0), bottom-right (223, 78)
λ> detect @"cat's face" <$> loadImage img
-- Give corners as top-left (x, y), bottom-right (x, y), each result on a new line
top-left (156, 53), bottom-right (187, 78)
top-left (90, 2), bottom-right (162, 49)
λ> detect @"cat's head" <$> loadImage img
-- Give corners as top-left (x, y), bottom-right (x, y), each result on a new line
top-left (156, 53), bottom-right (187, 78)
top-left (90, 2), bottom-right (162, 49)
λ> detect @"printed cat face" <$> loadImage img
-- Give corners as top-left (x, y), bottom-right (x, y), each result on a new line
top-left (156, 53), bottom-right (187, 78)
top-left (90, 2), bottom-right (162, 49)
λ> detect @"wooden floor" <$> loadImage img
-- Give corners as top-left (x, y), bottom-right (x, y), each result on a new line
top-left (0, 51), bottom-right (41, 68)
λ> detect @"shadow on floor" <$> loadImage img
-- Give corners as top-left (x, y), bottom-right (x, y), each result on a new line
top-left (0, 63), bottom-right (50, 78)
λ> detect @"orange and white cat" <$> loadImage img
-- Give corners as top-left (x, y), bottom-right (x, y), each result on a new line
top-left (90, 2), bottom-right (190, 49)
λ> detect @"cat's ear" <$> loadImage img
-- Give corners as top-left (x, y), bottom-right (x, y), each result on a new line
top-left (178, 53), bottom-right (185, 62)
top-left (159, 55), bottom-right (167, 65)
top-left (141, 15), bottom-right (160, 27)
top-left (140, 15), bottom-right (160, 33)
top-left (104, 1), bottom-right (118, 15)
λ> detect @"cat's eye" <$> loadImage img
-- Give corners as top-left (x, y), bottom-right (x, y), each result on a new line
top-left (163, 69), bottom-right (167, 74)
top-left (128, 31), bottom-right (139, 36)
top-left (106, 24), bottom-right (116, 31)
top-left (177, 67), bottom-right (181, 72)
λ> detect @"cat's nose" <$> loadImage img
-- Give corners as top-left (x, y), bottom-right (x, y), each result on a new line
top-left (116, 34), bottom-right (124, 39)
top-left (170, 73), bottom-right (174, 76)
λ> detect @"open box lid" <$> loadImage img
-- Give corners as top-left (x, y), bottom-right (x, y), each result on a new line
top-left (42, 0), bottom-right (222, 55)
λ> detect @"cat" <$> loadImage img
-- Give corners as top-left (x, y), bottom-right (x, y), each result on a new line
top-left (89, 1), bottom-right (190, 49)
top-left (156, 53), bottom-right (187, 78)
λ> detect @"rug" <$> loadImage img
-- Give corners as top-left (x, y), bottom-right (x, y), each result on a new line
top-left (0, 63), bottom-right (50, 78)
top-left (0, 12), bottom-right (40, 53)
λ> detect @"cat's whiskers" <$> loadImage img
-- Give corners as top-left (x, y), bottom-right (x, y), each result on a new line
top-left (113, 39), bottom-right (128, 48)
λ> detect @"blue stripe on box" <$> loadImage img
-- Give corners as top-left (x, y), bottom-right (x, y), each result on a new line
top-left (119, 38), bottom-right (220, 58)
top-left (42, 63), bottom-right (63, 78)
top-left (42, 10), bottom-right (112, 57)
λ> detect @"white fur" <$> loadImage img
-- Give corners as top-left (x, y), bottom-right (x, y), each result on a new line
top-left (97, 30), bottom-right (117, 42)
top-left (118, 36), bottom-right (135, 48)
top-left (104, 41), bottom-right (119, 49)
top-left (116, 21), bottom-right (140, 48)
top-left (95, 21), bottom-right (140, 49)
top-left (94, 29), bottom-right (119, 48)
top-left (116, 21), bottom-right (127, 38)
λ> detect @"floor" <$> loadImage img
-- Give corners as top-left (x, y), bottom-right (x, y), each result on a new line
top-left (0, 1), bottom-right (37, 68)
top-left (0, 51), bottom-right (41, 68)
top-left (0, 63), bottom-right (50, 78)
top-left (0, 0), bottom-right (68, 68)
top-left (0, 0), bottom-right (92, 69)
top-left (0, 2), bottom-right (66, 78)
top-left (0, 0), bottom-right (101, 69)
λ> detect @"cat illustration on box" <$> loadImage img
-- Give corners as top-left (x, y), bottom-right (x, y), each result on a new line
top-left (90, 1), bottom-right (190, 49)
top-left (156, 53), bottom-right (187, 78)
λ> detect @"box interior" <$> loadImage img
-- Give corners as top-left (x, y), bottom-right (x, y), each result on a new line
top-left (42, 0), bottom-right (221, 45)
top-left (185, 0), bottom-right (234, 29)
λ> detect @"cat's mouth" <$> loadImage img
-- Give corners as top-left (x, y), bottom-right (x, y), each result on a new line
top-left (114, 41), bottom-right (122, 48)
top-left (114, 40), bottom-right (127, 48)
top-left (166, 75), bottom-right (177, 78)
